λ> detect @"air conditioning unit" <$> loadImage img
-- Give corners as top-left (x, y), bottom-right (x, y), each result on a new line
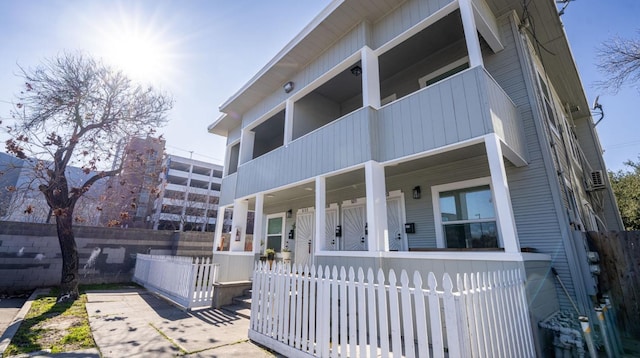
top-left (589, 170), bottom-right (606, 190)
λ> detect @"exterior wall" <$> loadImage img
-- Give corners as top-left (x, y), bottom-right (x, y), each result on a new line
top-left (372, 0), bottom-right (455, 48)
top-left (241, 22), bottom-right (369, 128)
top-left (0, 221), bottom-right (213, 292)
top-left (235, 107), bottom-right (376, 198)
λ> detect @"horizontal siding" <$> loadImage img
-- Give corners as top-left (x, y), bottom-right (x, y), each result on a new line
top-left (385, 155), bottom-right (491, 249)
top-left (372, 0), bottom-right (454, 49)
top-left (484, 15), bottom-right (574, 310)
top-left (235, 107), bottom-right (374, 198)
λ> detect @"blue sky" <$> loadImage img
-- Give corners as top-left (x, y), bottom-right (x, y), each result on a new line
top-left (0, 0), bottom-right (637, 171)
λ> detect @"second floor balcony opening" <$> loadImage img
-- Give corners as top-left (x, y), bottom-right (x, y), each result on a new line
top-left (379, 10), bottom-right (468, 105)
top-left (292, 61), bottom-right (363, 140)
top-left (227, 142), bottom-right (240, 175)
top-left (252, 109), bottom-right (285, 159)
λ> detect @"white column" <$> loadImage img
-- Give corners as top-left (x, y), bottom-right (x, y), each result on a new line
top-left (365, 161), bottom-right (388, 252)
top-left (238, 129), bottom-right (254, 165)
top-left (485, 134), bottom-right (520, 253)
top-left (315, 176), bottom-right (326, 253)
top-left (284, 100), bottom-right (294, 144)
top-left (361, 46), bottom-right (381, 108)
top-left (213, 205), bottom-right (227, 251)
top-left (230, 199), bottom-right (249, 251)
top-left (253, 193), bottom-right (265, 255)
top-left (459, 0), bottom-right (484, 67)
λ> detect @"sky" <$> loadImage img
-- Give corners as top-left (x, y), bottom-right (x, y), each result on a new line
top-left (0, 0), bottom-right (637, 171)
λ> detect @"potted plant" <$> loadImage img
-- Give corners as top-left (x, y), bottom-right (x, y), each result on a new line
top-left (265, 248), bottom-right (276, 261)
top-left (281, 247), bottom-right (291, 260)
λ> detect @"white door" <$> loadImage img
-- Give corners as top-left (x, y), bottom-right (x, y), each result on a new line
top-left (387, 195), bottom-right (407, 251)
top-left (295, 209), bottom-right (314, 268)
top-left (342, 202), bottom-right (367, 251)
top-left (325, 206), bottom-right (339, 251)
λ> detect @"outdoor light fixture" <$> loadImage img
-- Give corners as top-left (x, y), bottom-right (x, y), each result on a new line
top-left (413, 186), bottom-right (421, 199)
top-left (283, 81), bottom-right (294, 93)
top-left (350, 65), bottom-right (362, 76)
top-left (286, 209), bottom-right (293, 218)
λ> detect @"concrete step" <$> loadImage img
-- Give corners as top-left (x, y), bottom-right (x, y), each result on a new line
top-left (221, 304), bottom-right (251, 319)
top-left (232, 296), bottom-right (252, 309)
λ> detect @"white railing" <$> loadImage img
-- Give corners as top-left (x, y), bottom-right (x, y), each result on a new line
top-left (249, 263), bottom-right (535, 358)
top-left (133, 254), bottom-right (219, 310)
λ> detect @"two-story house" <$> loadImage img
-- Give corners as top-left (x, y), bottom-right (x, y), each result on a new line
top-left (208, 0), bottom-right (623, 354)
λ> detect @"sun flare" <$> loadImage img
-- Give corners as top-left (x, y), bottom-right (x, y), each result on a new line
top-left (91, 6), bottom-right (178, 85)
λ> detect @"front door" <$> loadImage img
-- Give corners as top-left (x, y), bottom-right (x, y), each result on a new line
top-left (295, 208), bottom-right (314, 268)
top-left (325, 205), bottom-right (339, 251)
top-left (387, 194), bottom-right (407, 251)
top-left (342, 201), bottom-right (367, 251)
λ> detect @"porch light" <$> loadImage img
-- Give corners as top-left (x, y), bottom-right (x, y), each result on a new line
top-left (413, 186), bottom-right (421, 199)
top-left (283, 81), bottom-right (294, 93)
top-left (350, 65), bottom-right (362, 76)
top-left (286, 209), bottom-right (292, 218)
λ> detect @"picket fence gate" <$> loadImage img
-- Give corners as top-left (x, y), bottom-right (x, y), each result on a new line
top-left (133, 254), bottom-right (218, 309)
top-left (249, 262), bottom-right (535, 358)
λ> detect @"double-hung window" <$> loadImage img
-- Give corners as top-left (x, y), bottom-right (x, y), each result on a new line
top-left (433, 178), bottom-right (499, 249)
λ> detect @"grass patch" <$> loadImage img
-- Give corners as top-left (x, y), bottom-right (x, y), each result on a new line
top-left (3, 290), bottom-right (96, 356)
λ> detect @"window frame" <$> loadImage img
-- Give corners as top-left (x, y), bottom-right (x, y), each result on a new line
top-left (431, 177), bottom-right (500, 249)
top-left (418, 56), bottom-right (469, 89)
top-left (265, 213), bottom-right (286, 253)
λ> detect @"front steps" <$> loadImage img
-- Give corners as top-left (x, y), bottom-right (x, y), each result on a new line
top-left (221, 288), bottom-right (252, 319)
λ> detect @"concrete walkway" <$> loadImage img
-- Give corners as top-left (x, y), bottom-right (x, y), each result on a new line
top-left (0, 289), bottom-right (278, 357)
top-left (85, 289), bottom-right (278, 357)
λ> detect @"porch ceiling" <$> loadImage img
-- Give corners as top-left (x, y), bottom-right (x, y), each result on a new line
top-left (384, 143), bottom-right (485, 177)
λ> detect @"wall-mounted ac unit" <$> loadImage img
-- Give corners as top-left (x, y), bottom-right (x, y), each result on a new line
top-left (589, 170), bottom-right (606, 190)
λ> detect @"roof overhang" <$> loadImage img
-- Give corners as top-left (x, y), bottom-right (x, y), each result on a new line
top-left (214, 0), bottom-right (590, 130)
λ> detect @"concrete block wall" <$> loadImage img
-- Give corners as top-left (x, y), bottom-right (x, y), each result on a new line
top-left (0, 221), bottom-right (214, 292)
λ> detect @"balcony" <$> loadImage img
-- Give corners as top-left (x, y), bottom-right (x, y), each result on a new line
top-left (377, 66), bottom-right (526, 164)
top-left (230, 66), bottom-right (524, 199)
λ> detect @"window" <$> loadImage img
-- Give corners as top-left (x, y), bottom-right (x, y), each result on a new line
top-left (418, 57), bottom-right (469, 89)
top-left (433, 178), bottom-right (499, 249)
top-left (266, 214), bottom-right (285, 253)
top-left (537, 72), bottom-right (559, 134)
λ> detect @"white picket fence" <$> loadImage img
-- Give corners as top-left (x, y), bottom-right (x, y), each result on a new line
top-left (249, 262), bottom-right (535, 358)
top-left (133, 254), bottom-right (218, 309)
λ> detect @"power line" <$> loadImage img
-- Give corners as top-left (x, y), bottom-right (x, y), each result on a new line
top-left (165, 144), bottom-right (224, 163)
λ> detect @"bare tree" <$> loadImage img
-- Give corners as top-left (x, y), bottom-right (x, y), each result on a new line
top-left (3, 52), bottom-right (172, 302)
top-left (597, 30), bottom-right (640, 93)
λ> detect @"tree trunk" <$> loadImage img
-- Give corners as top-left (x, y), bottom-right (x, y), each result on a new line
top-left (56, 212), bottom-right (79, 302)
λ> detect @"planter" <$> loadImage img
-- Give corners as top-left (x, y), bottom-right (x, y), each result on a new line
top-left (281, 251), bottom-right (291, 260)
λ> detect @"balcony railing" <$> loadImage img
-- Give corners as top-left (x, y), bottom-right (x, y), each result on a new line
top-left (227, 66), bottom-right (524, 200)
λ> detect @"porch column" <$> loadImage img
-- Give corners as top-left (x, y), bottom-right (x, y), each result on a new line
top-left (459, 0), bottom-right (484, 67)
top-left (361, 46), bottom-right (380, 108)
top-left (253, 193), bottom-right (265, 254)
top-left (485, 134), bottom-right (520, 253)
top-left (315, 176), bottom-right (326, 253)
top-left (214, 205), bottom-right (227, 251)
top-left (230, 199), bottom-right (249, 251)
top-left (284, 100), bottom-right (294, 144)
top-left (365, 161), bottom-right (388, 252)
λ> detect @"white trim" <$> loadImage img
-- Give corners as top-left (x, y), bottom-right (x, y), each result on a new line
top-left (253, 193), bottom-right (265, 254)
top-left (459, 0), bottom-right (484, 67)
top-left (380, 93), bottom-right (397, 106)
top-left (431, 176), bottom-right (495, 249)
top-left (315, 176), bottom-right (327, 255)
top-left (418, 56), bottom-right (469, 88)
top-left (365, 161), bottom-right (388, 252)
top-left (361, 46), bottom-right (380, 108)
top-left (382, 136), bottom-right (485, 167)
top-left (314, 251), bottom-right (547, 262)
top-left (265, 213), bottom-right (287, 253)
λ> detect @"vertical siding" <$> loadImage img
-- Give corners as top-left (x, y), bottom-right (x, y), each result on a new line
top-left (235, 108), bottom-right (374, 198)
top-left (219, 173), bottom-right (237, 206)
top-left (372, 0), bottom-right (455, 49)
